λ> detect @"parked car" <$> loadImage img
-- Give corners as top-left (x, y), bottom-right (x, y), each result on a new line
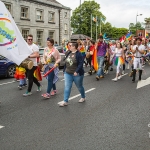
top-left (0, 55), bottom-right (16, 77)
top-left (39, 46), bottom-right (65, 67)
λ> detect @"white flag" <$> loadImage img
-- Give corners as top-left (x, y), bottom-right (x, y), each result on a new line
top-left (0, 1), bottom-right (32, 65)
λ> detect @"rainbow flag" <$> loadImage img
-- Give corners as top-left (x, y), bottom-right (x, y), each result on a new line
top-left (126, 32), bottom-right (132, 41)
top-left (146, 32), bottom-right (149, 38)
top-left (64, 45), bottom-right (68, 52)
top-left (80, 46), bottom-right (86, 57)
top-left (92, 48), bottom-right (98, 71)
top-left (34, 66), bottom-right (42, 81)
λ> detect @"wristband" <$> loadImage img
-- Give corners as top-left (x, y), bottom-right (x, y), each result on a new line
top-left (28, 56), bottom-right (30, 58)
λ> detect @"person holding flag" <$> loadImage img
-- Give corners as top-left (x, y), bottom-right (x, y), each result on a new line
top-left (41, 38), bottom-right (61, 99)
top-left (95, 35), bottom-right (107, 80)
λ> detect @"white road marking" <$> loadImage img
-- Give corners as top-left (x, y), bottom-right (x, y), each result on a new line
top-left (0, 125), bottom-right (4, 129)
top-left (137, 77), bottom-right (150, 89)
top-left (0, 81), bottom-right (15, 86)
top-left (121, 73), bottom-right (128, 77)
top-left (58, 88), bottom-right (96, 104)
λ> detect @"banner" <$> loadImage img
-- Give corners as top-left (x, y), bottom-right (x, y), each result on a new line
top-left (0, 1), bottom-right (32, 65)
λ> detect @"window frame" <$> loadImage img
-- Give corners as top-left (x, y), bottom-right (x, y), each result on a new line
top-left (22, 29), bottom-right (30, 41)
top-left (64, 23), bottom-right (68, 34)
top-left (48, 31), bottom-right (55, 39)
top-left (4, 3), bottom-right (12, 13)
top-left (64, 12), bottom-right (67, 18)
top-left (48, 11), bottom-right (55, 23)
top-left (36, 9), bottom-right (44, 21)
top-left (20, 6), bottom-right (29, 19)
top-left (36, 30), bottom-right (43, 47)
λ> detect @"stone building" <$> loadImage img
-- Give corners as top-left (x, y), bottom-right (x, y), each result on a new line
top-left (2, 0), bottom-right (71, 47)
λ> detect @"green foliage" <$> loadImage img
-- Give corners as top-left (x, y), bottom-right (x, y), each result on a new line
top-left (129, 22), bottom-right (144, 35)
top-left (71, 0), bottom-right (128, 40)
top-left (71, 0), bottom-right (105, 39)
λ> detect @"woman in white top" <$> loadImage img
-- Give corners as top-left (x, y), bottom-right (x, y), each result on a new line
top-left (112, 42), bottom-right (124, 81)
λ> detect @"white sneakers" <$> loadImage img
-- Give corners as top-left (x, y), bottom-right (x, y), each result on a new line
top-left (112, 77), bottom-right (118, 82)
top-left (78, 98), bottom-right (85, 103)
top-left (58, 101), bottom-right (68, 107)
top-left (58, 98), bottom-right (86, 107)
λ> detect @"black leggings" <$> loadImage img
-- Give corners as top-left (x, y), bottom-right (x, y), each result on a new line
top-left (27, 66), bottom-right (40, 92)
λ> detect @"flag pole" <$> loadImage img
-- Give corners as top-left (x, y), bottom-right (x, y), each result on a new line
top-left (100, 16), bottom-right (101, 35)
top-left (96, 15), bottom-right (97, 41)
top-left (91, 14), bottom-right (92, 39)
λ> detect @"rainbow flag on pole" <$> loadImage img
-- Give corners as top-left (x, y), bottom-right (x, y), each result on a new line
top-left (126, 32), bottom-right (132, 41)
top-left (146, 32), bottom-right (149, 38)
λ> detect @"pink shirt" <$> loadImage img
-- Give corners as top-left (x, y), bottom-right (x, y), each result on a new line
top-left (43, 47), bottom-right (61, 64)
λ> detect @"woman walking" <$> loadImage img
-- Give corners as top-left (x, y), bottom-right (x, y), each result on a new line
top-left (42, 38), bottom-right (61, 99)
top-left (58, 42), bottom-right (85, 107)
top-left (112, 42), bottom-right (124, 82)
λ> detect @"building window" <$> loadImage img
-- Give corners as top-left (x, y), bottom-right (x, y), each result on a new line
top-left (48, 12), bottom-right (55, 22)
top-left (21, 7), bottom-right (29, 19)
top-left (36, 10), bottom-right (43, 21)
top-left (22, 29), bottom-right (29, 41)
top-left (37, 30), bottom-right (43, 46)
top-left (48, 31), bottom-right (54, 39)
top-left (64, 23), bottom-right (68, 34)
top-left (64, 12), bottom-right (67, 18)
top-left (5, 3), bottom-right (11, 12)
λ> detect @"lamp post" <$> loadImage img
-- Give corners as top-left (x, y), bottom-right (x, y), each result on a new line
top-left (136, 13), bottom-right (142, 35)
top-left (79, 0), bottom-right (81, 39)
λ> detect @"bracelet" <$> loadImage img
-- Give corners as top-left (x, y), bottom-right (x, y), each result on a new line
top-left (28, 56), bottom-right (30, 58)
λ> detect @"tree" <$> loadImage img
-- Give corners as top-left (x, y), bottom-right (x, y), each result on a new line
top-left (71, 0), bottom-right (105, 40)
top-left (129, 22), bottom-right (144, 35)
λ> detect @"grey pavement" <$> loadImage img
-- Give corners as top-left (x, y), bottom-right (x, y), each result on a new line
top-left (0, 65), bottom-right (150, 150)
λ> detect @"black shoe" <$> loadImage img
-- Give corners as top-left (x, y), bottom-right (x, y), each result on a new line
top-left (23, 83), bottom-right (27, 87)
top-left (96, 76), bottom-right (100, 80)
top-left (88, 70), bottom-right (92, 75)
top-left (110, 68), bottom-right (113, 71)
top-left (132, 79), bottom-right (135, 83)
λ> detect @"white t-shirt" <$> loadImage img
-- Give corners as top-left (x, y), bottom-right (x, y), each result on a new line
top-left (115, 48), bottom-right (122, 57)
top-left (133, 45), bottom-right (145, 57)
top-left (110, 45), bottom-right (116, 53)
top-left (28, 43), bottom-right (39, 66)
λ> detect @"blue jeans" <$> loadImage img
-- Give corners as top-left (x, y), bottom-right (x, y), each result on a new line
top-left (20, 78), bottom-right (26, 85)
top-left (47, 70), bottom-right (56, 93)
top-left (64, 72), bottom-right (85, 102)
top-left (97, 56), bottom-right (105, 77)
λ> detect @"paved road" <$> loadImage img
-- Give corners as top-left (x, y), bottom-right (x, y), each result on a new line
top-left (0, 66), bottom-right (150, 150)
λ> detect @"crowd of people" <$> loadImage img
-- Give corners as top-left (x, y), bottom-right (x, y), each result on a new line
top-left (14, 34), bottom-right (150, 107)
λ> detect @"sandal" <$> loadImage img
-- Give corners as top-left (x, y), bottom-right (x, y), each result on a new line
top-left (51, 90), bottom-right (57, 96)
top-left (41, 93), bottom-right (50, 99)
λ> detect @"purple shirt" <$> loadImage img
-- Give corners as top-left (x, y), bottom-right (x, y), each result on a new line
top-left (97, 42), bottom-right (107, 56)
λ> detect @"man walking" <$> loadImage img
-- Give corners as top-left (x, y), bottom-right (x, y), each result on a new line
top-left (131, 37), bottom-right (145, 83)
top-left (96, 35), bottom-right (107, 80)
top-left (23, 34), bottom-right (41, 96)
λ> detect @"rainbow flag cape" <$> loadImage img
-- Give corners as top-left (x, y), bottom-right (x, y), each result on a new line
top-left (126, 32), bottom-right (132, 41)
top-left (14, 66), bottom-right (26, 79)
top-left (93, 48), bottom-right (98, 71)
top-left (34, 66), bottom-right (42, 81)
top-left (80, 46), bottom-right (86, 57)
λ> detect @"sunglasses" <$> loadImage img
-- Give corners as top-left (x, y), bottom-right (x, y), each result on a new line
top-left (27, 39), bottom-right (33, 41)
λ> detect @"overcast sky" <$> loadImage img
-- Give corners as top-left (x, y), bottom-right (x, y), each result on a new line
top-left (57, 0), bottom-right (150, 28)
